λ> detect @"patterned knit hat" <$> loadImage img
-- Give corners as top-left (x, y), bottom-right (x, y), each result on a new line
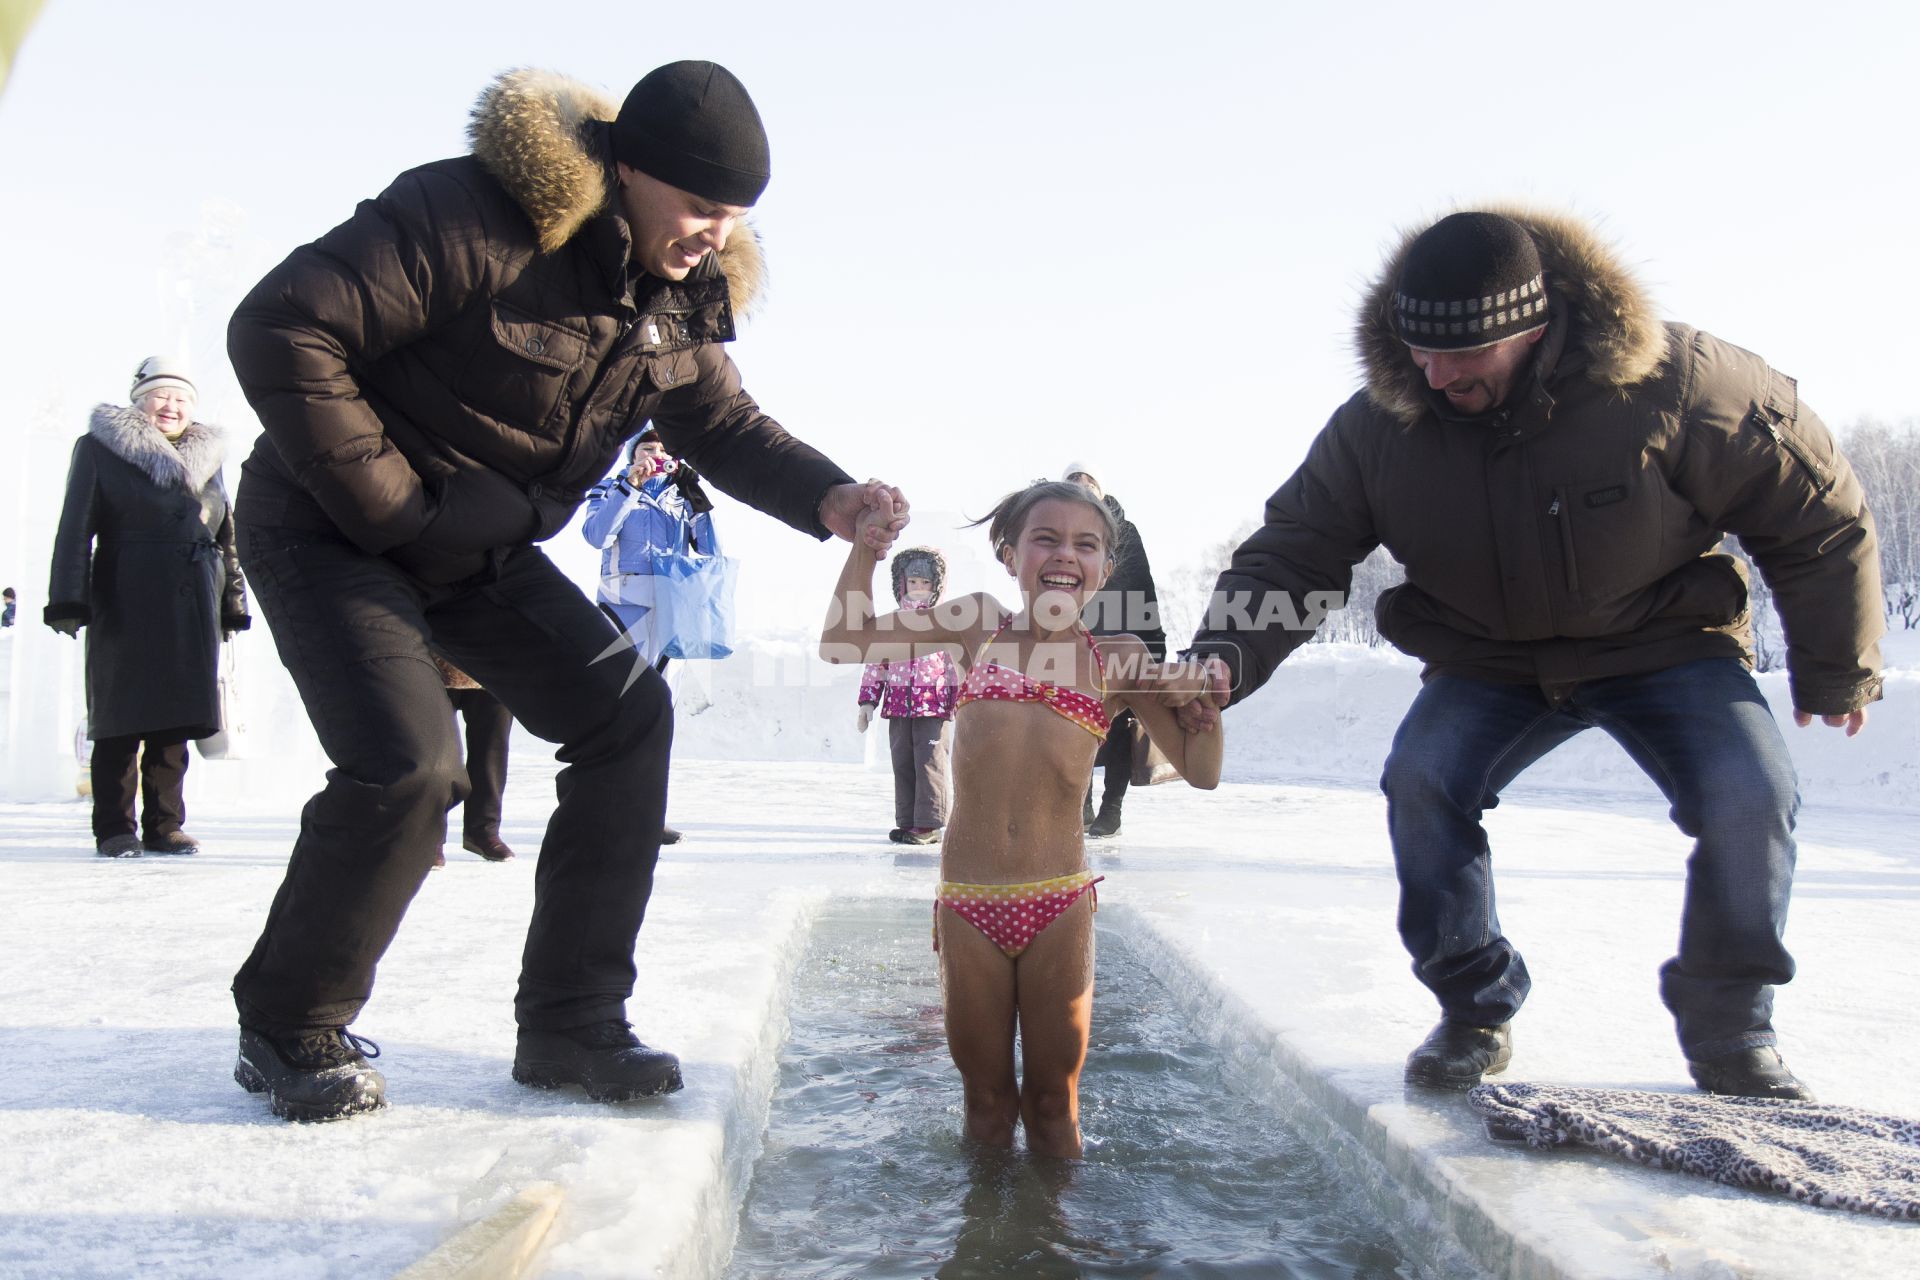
top-left (130, 355), bottom-right (195, 403)
top-left (890, 547), bottom-right (946, 605)
top-left (1393, 212), bottom-right (1549, 351)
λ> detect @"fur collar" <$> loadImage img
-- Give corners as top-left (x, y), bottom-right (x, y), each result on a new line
top-left (88, 404), bottom-right (226, 491)
top-left (467, 68), bottom-right (767, 317)
top-left (1356, 205), bottom-right (1668, 425)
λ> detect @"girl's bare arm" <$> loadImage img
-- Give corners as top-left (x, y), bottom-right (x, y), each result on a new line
top-left (1102, 635), bottom-right (1224, 789)
top-left (820, 514), bottom-right (1001, 666)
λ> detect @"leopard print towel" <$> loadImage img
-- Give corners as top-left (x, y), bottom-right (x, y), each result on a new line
top-left (1467, 1081), bottom-right (1920, 1219)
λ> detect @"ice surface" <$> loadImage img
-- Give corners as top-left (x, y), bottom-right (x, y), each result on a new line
top-left (2, 633), bottom-right (1916, 1277)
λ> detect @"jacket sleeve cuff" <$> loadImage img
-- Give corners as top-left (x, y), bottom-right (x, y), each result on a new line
top-left (1181, 637), bottom-right (1249, 706)
top-left (1789, 672), bottom-right (1884, 717)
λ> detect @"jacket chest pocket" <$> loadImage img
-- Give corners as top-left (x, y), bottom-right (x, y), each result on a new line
top-left (644, 349), bottom-right (698, 393)
top-left (1548, 473), bottom-right (1663, 605)
top-left (462, 302), bottom-right (590, 433)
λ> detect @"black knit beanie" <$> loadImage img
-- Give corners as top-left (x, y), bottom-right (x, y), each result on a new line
top-left (612, 61), bottom-right (770, 207)
top-left (1393, 212), bottom-right (1549, 350)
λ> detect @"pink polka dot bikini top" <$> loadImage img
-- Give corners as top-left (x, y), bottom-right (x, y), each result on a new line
top-left (954, 618), bottom-right (1111, 741)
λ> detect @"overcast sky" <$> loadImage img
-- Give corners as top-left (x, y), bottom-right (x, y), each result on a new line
top-left (3, 0), bottom-right (1915, 631)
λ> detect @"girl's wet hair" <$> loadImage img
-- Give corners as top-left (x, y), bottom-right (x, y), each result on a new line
top-left (969, 479), bottom-right (1118, 562)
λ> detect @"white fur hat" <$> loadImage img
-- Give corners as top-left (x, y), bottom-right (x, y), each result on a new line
top-left (130, 355), bottom-right (196, 404)
top-left (1060, 461), bottom-right (1099, 487)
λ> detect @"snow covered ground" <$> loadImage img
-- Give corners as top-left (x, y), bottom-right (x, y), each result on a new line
top-left (2, 635), bottom-right (1916, 1277)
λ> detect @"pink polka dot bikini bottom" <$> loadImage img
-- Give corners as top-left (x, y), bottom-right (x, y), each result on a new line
top-left (934, 870), bottom-right (1104, 958)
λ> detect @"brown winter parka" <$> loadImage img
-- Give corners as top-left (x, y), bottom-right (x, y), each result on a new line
top-left (229, 70), bottom-right (854, 585)
top-left (1193, 208), bottom-right (1885, 716)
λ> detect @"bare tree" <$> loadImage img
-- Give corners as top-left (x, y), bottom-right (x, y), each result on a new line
top-left (1160, 520), bottom-right (1259, 647)
top-left (1840, 418), bottom-right (1920, 630)
top-left (1311, 546), bottom-right (1404, 647)
top-left (1720, 540), bottom-right (1783, 672)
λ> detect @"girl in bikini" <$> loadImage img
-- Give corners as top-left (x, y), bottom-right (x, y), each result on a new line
top-left (821, 479), bottom-right (1224, 1158)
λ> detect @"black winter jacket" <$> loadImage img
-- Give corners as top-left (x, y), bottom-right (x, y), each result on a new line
top-left (1084, 495), bottom-right (1165, 660)
top-left (229, 69), bottom-right (854, 584)
top-left (1193, 208), bottom-right (1883, 715)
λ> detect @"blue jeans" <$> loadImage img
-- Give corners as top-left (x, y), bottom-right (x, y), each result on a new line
top-left (1380, 659), bottom-right (1799, 1060)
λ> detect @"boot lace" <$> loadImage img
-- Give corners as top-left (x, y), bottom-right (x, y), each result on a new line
top-left (284, 1029), bottom-right (382, 1069)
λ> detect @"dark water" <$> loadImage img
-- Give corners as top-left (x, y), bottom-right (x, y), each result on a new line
top-left (724, 902), bottom-right (1418, 1279)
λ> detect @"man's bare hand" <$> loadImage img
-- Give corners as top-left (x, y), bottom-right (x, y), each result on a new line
top-left (821, 480), bottom-right (909, 552)
top-left (1171, 655), bottom-right (1231, 733)
top-left (1793, 707), bottom-right (1868, 737)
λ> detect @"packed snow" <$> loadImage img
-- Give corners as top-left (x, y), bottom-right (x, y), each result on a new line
top-left (3, 625), bottom-right (1916, 1278)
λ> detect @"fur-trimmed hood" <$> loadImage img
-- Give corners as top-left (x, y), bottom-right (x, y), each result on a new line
top-left (87, 404), bottom-right (226, 491)
top-left (466, 68), bottom-right (767, 317)
top-left (1356, 206), bottom-right (1668, 425)
top-left (890, 546), bottom-right (948, 605)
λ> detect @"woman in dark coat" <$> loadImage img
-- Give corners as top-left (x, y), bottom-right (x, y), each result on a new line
top-left (46, 357), bottom-right (249, 857)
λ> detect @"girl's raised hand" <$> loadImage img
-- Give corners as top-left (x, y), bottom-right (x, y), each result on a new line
top-left (855, 497), bottom-right (898, 552)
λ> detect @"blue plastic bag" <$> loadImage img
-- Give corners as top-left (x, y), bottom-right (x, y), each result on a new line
top-left (655, 518), bottom-right (737, 660)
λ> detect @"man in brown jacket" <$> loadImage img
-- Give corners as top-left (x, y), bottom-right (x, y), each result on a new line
top-left (227, 62), bottom-right (906, 1120)
top-left (1188, 210), bottom-right (1883, 1100)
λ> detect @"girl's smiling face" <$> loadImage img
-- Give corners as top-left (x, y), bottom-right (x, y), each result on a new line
top-left (1001, 497), bottom-right (1112, 623)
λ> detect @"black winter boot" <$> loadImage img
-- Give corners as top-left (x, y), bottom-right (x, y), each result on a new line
top-left (235, 1026), bottom-right (387, 1121)
top-left (1404, 1018), bottom-right (1512, 1089)
top-left (1082, 788), bottom-right (1096, 830)
top-left (513, 1020), bottom-right (683, 1101)
top-left (1688, 1046), bottom-right (1814, 1101)
top-left (1086, 797), bottom-right (1123, 839)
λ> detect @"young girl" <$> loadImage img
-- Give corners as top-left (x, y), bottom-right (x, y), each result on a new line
top-left (821, 479), bottom-right (1223, 1158)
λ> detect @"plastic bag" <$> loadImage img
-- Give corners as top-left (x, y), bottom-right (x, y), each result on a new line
top-left (656, 551), bottom-right (738, 660)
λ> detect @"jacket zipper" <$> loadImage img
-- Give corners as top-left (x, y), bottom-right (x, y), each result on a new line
top-left (1753, 412), bottom-right (1835, 496)
top-left (546, 313), bottom-right (641, 492)
top-left (1549, 490), bottom-right (1579, 595)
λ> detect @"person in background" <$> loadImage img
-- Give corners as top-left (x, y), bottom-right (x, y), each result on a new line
top-left (1, 587), bottom-right (15, 627)
top-left (432, 656), bottom-right (517, 866)
top-left (1062, 464), bottom-right (1166, 838)
top-left (1183, 209), bottom-right (1882, 1101)
top-left (856, 546), bottom-right (957, 845)
top-left (582, 427), bottom-right (721, 846)
top-left (582, 429), bottom-right (715, 673)
top-left (46, 357), bottom-right (250, 857)
top-left (224, 60), bottom-right (903, 1121)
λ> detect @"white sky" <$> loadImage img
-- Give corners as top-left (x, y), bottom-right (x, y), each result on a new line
top-left (2, 0), bottom-right (1916, 631)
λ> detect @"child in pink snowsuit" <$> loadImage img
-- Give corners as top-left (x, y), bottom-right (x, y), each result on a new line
top-left (856, 547), bottom-right (957, 845)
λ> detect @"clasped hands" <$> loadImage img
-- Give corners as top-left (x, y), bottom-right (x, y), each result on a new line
top-left (1150, 655), bottom-right (1231, 735)
top-left (823, 480), bottom-right (910, 553)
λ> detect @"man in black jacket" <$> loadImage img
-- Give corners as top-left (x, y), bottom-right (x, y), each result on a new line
top-left (1063, 464), bottom-right (1166, 838)
top-left (227, 63), bottom-right (905, 1120)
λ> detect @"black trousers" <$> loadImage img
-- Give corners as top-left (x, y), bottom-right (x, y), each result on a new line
top-left (90, 730), bottom-right (192, 841)
top-left (1087, 709), bottom-right (1136, 811)
top-left (233, 524), bottom-right (673, 1035)
top-left (447, 687), bottom-right (513, 840)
